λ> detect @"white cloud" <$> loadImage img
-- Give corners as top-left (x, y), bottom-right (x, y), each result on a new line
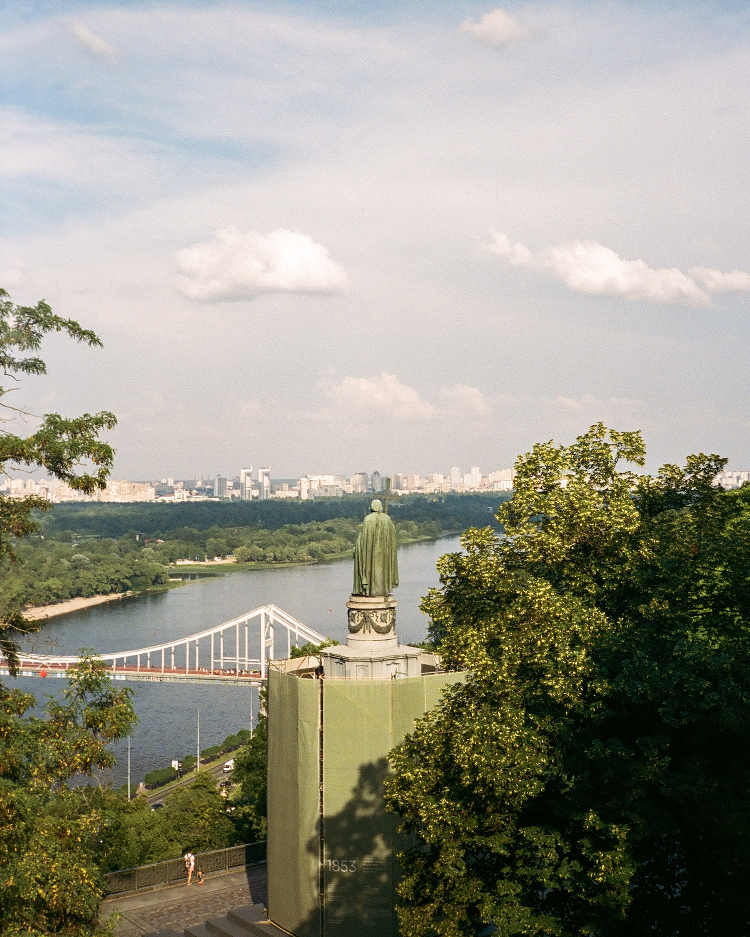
top-left (487, 232), bottom-right (533, 267)
top-left (315, 376), bottom-right (493, 423)
top-left (544, 241), bottom-right (709, 304)
top-left (487, 232), bottom-right (750, 305)
top-left (460, 8), bottom-right (527, 45)
top-left (322, 372), bottom-right (436, 421)
top-left (176, 228), bottom-right (348, 301)
top-left (688, 266), bottom-right (750, 293)
top-left (70, 23), bottom-right (118, 58)
top-left (440, 384), bottom-right (492, 416)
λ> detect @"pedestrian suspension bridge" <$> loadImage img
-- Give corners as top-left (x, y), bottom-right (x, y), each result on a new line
top-left (3, 605), bottom-right (326, 686)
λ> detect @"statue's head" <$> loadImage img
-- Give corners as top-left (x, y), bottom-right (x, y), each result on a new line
top-left (370, 499), bottom-right (383, 513)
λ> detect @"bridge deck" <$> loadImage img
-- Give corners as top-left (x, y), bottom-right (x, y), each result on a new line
top-left (2, 604), bottom-right (324, 683)
top-left (3, 663), bottom-right (266, 685)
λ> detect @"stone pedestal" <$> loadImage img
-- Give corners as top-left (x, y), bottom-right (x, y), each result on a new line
top-left (318, 594), bottom-right (422, 680)
top-left (346, 594), bottom-right (397, 649)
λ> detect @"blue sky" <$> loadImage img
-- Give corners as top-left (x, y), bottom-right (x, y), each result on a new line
top-left (2, 1), bottom-right (750, 479)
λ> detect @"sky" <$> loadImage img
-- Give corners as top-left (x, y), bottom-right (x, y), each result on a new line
top-left (2, 0), bottom-right (750, 480)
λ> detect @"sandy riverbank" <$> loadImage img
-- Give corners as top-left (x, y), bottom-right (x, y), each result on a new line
top-left (23, 592), bottom-right (129, 621)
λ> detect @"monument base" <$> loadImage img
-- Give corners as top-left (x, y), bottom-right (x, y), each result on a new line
top-left (267, 582), bottom-right (458, 937)
top-left (318, 594), bottom-right (422, 679)
top-left (267, 667), bottom-right (465, 937)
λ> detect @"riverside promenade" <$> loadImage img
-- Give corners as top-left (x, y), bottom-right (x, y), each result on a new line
top-left (102, 864), bottom-right (267, 936)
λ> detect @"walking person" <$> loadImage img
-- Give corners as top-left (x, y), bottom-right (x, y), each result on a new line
top-left (184, 850), bottom-right (195, 885)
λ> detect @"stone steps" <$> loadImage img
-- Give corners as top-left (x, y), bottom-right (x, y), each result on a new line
top-left (165, 904), bottom-right (285, 937)
top-left (206, 917), bottom-right (255, 937)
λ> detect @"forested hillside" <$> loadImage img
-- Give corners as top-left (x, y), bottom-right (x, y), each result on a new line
top-left (38, 492), bottom-right (505, 539)
top-left (1, 494), bottom-right (508, 612)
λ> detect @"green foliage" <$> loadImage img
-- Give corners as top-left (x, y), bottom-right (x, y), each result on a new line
top-left (0, 291), bottom-right (116, 671)
top-left (38, 492), bottom-right (506, 541)
top-left (97, 724), bottom-right (264, 872)
top-left (230, 713), bottom-right (268, 842)
top-left (200, 744), bottom-right (222, 761)
top-left (97, 773), bottom-right (238, 873)
top-left (0, 508), bottom-right (465, 616)
top-left (95, 796), bottom-right (182, 873)
top-left (386, 424), bottom-right (750, 936)
top-left (0, 655), bottom-right (137, 936)
top-left (289, 637), bottom-right (340, 658)
top-left (0, 535), bottom-right (169, 611)
top-left (161, 772), bottom-right (236, 853)
top-left (143, 766), bottom-right (178, 789)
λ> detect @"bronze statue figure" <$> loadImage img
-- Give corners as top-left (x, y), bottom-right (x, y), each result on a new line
top-left (353, 499), bottom-right (399, 597)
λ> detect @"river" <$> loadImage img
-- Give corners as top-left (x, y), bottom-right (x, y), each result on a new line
top-left (12, 535), bottom-right (460, 787)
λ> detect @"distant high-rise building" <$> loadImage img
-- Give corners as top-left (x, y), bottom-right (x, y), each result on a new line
top-left (215, 475), bottom-right (227, 499)
top-left (393, 473), bottom-right (405, 490)
top-left (450, 466), bottom-right (462, 490)
top-left (487, 468), bottom-right (515, 491)
top-left (351, 472), bottom-right (368, 493)
top-left (258, 467), bottom-right (271, 500)
top-left (371, 471), bottom-right (383, 493)
top-left (240, 467), bottom-right (253, 501)
top-left (464, 466), bottom-right (482, 490)
top-left (715, 470), bottom-right (750, 489)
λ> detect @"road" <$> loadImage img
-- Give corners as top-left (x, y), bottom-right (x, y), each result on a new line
top-left (146, 761), bottom-right (232, 807)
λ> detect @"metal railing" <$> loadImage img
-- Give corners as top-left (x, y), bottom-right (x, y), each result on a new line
top-left (103, 841), bottom-right (266, 896)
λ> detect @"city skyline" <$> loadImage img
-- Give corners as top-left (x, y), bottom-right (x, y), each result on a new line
top-left (5, 466), bottom-right (748, 505)
top-left (3, 2), bottom-right (750, 478)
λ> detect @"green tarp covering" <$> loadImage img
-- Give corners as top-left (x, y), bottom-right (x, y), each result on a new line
top-left (267, 673), bottom-right (321, 937)
top-left (267, 669), bottom-right (464, 937)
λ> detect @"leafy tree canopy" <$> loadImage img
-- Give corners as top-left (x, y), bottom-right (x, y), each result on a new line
top-left (229, 703), bottom-right (268, 844)
top-left (0, 290), bottom-right (116, 669)
top-left (386, 424), bottom-right (750, 936)
top-left (38, 493), bottom-right (506, 541)
top-left (0, 655), bottom-right (136, 936)
top-left (0, 291), bottom-right (126, 935)
top-left (289, 638), bottom-right (340, 658)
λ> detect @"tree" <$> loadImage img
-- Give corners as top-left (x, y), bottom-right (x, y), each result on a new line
top-left (0, 290), bottom-right (116, 669)
top-left (95, 795), bottom-right (183, 874)
top-left (161, 772), bottom-right (236, 853)
top-left (0, 655), bottom-right (137, 936)
top-left (230, 706), bottom-right (268, 843)
top-left (0, 291), bottom-right (126, 935)
top-left (385, 424), bottom-right (750, 936)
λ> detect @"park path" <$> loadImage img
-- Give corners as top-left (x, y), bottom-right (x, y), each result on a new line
top-left (101, 865), bottom-right (267, 936)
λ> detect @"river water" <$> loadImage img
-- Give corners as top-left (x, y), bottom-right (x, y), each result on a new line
top-left (12, 536), bottom-right (460, 787)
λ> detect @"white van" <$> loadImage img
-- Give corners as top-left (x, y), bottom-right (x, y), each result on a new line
top-left (223, 759), bottom-right (234, 773)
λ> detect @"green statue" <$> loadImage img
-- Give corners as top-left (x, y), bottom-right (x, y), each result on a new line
top-left (353, 499), bottom-right (399, 596)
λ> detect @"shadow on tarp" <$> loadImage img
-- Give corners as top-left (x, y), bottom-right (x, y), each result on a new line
top-left (295, 758), bottom-right (405, 937)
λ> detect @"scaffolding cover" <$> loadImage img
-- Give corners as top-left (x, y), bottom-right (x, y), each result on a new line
top-left (267, 670), bottom-right (464, 937)
top-left (267, 672), bottom-right (321, 937)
